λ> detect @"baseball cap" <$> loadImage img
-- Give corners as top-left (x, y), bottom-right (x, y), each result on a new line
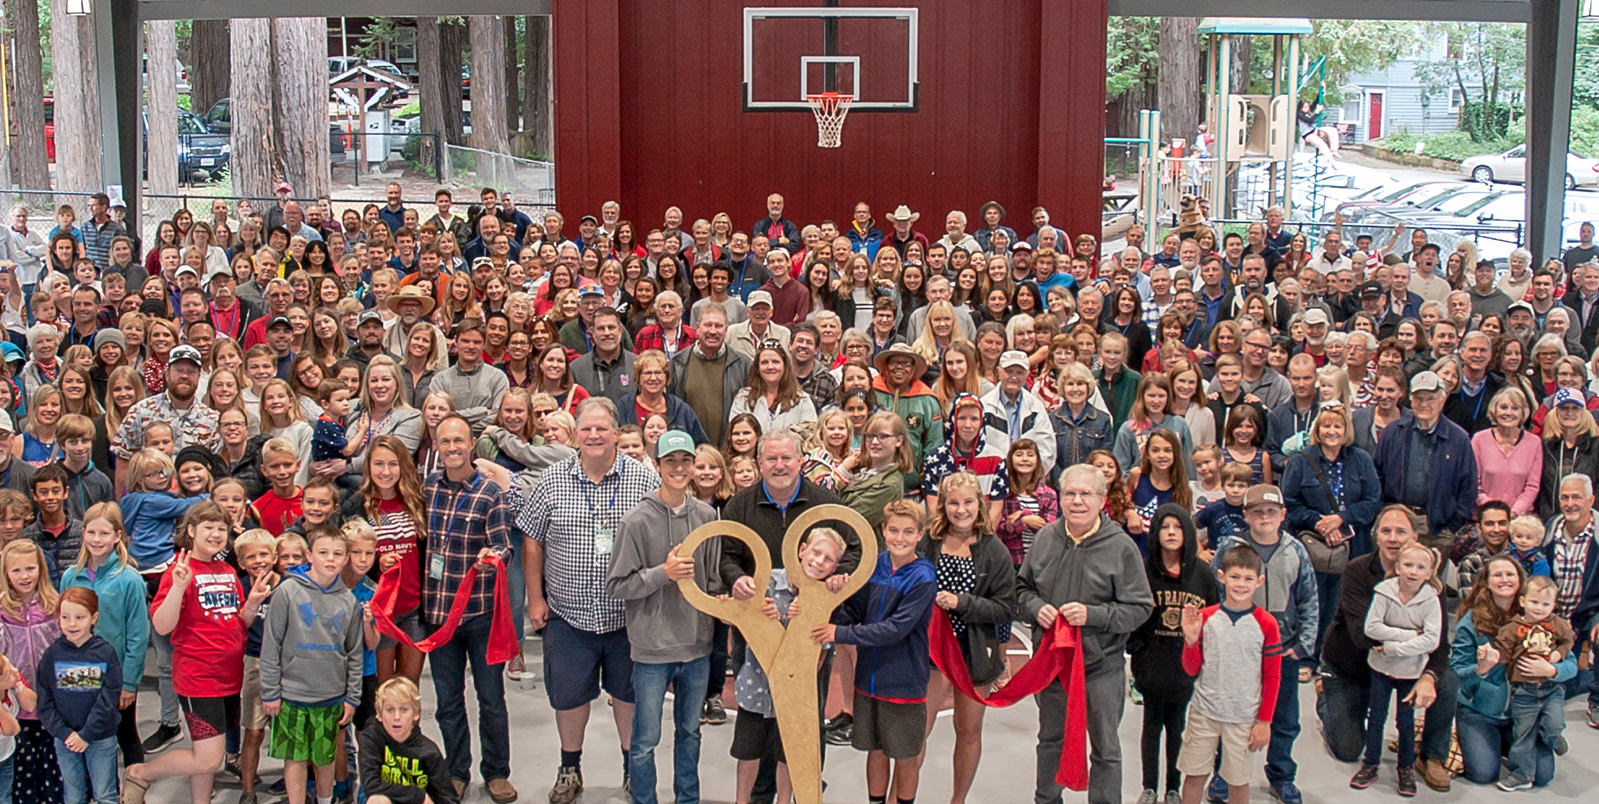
top-left (0, 411), bottom-right (13, 434)
top-left (206, 266), bottom-right (233, 285)
top-left (1243, 484), bottom-right (1285, 509)
top-left (1358, 281), bottom-right (1383, 299)
top-left (576, 282), bottom-right (604, 298)
top-left (655, 430), bottom-right (696, 459)
top-left (266, 315), bottom-right (293, 330)
top-left (357, 310), bottom-right (384, 327)
top-left (168, 344), bottom-right (203, 366)
top-left (1303, 308), bottom-right (1329, 327)
top-left (747, 290), bottom-right (774, 308)
top-left (1553, 388), bottom-right (1586, 408)
top-left (580, 215), bottom-right (599, 225)
top-left (174, 265), bottom-right (198, 278)
top-left (1010, 241), bottom-right (1033, 252)
top-left (276, 181), bottom-right (293, 192)
top-left (1507, 301), bottom-right (1535, 317)
top-left (1409, 371), bottom-right (1445, 394)
top-left (998, 350), bottom-right (1030, 370)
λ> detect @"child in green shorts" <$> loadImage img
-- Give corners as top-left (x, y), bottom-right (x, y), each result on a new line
top-left (260, 525), bottom-right (365, 804)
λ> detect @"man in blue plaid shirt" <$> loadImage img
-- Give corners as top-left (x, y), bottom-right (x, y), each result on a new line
top-left (423, 414), bottom-right (517, 803)
top-left (520, 397), bottom-right (661, 804)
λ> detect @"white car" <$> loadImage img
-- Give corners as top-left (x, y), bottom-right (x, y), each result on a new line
top-left (1460, 145), bottom-right (1599, 189)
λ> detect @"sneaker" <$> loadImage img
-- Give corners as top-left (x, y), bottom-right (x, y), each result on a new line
top-left (221, 752), bottom-right (242, 781)
top-left (703, 695), bottom-right (728, 725)
top-left (823, 713), bottom-right (853, 746)
top-left (267, 778), bottom-right (287, 796)
top-left (1268, 781), bottom-right (1302, 804)
top-left (549, 766), bottom-right (583, 804)
top-left (1298, 666), bottom-right (1314, 684)
top-left (1206, 774), bottom-right (1229, 804)
top-left (1497, 772), bottom-right (1532, 792)
top-left (1554, 736), bottom-right (1570, 756)
top-left (1397, 766), bottom-right (1417, 798)
top-left (236, 793), bottom-right (258, 804)
top-left (487, 777), bottom-right (518, 803)
top-left (1588, 701), bottom-right (1599, 729)
top-left (1165, 791), bottom-right (1182, 804)
top-left (333, 779), bottom-right (354, 804)
top-left (1137, 789), bottom-right (1158, 804)
top-left (140, 722), bottom-right (182, 754)
top-left (1349, 764), bottom-right (1379, 790)
top-left (506, 653), bottom-right (526, 682)
top-left (1130, 685), bottom-right (1144, 705)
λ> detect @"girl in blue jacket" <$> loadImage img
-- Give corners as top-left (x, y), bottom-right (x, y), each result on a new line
top-left (58, 502), bottom-right (148, 765)
top-left (35, 587), bottom-right (122, 804)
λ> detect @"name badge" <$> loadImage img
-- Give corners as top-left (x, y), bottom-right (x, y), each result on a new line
top-left (429, 553), bottom-right (446, 580)
top-left (594, 529), bottom-right (614, 557)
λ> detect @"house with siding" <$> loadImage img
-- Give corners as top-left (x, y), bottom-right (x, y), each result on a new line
top-left (1337, 39), bottom-right (1463, 143)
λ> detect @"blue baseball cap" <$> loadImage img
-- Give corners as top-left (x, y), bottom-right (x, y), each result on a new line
top-left (655, 430), bottom-right (696, 459)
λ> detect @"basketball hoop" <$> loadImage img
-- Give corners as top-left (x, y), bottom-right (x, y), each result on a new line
top-left (806, 92), bottom-right (853, 148)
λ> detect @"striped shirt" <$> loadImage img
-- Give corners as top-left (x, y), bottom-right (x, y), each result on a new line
top-left (518, 452), bottom-right (660, 633)
top-left (422, 470), bottom-right (512, 625)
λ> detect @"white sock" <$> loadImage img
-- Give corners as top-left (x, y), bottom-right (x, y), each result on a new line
top-left (317, 797), bottom-right (333, 804)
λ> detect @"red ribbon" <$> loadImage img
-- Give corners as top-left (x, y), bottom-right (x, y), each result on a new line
top-left (371, 555), bottom-right (518, 664)
top-left (927, 607), bottom-right (1088, 791)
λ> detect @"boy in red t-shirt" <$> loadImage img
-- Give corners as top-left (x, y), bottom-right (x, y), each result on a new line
top-left (251, 437), bottom-right (304, 536)
top-left (124, 501), bottom-right (271, 804)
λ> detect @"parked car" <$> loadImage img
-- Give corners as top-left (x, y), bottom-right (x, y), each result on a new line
top-left (200, 98), bottom-right (347, 157)
top-left (1460, 145), bottom-right (1599, 189)
top-left (138, 109), bottom-right (229, 182)
top-left (329, 57), bottom-right (407, 82)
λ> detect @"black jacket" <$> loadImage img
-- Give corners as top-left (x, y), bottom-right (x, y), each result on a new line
top-left (1128, 505), bottom-right (1217, 692)
top-left (916, 532), bottom-right (1017, 685)
top-left (1561, 292), bottom-right (1599, 356)
top-left (1539, 433), bottom-right (1599, 521)
top-left (719, 479), bottom-right (858, 585)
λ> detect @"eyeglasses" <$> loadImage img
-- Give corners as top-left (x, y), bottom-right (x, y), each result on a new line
top-left (863, 432), bottom-right (897, 442)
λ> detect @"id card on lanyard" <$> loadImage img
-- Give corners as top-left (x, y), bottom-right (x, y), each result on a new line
top-left (585, 475), bottom-right (620, 557)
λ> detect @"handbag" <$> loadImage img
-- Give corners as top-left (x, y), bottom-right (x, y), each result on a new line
top-left (1298, 456), bottom-right (1351, 575)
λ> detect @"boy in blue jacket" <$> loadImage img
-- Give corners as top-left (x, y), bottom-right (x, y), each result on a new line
top-left (811, 499), bottom-right (936, 804)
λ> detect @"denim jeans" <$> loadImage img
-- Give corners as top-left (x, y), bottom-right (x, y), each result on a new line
top-left (54, 735), bottom-right (120, 804)
top-left (1317, 663), bottom-right (1458, 766)
top-left (1265, 658), bottom-right (1301, 784)
top-left (1456, 705), bottom-right (1556, 787)
top-left (0, 753), bottom-right (12, 804)
top-left (628, 657), bottom-right (710, 804)
top-left (1506, 681), bottom-right (1564, 780)
top-left (430, 613), bottom-right (511, 782)
top-left (1310, 572), bottom-right (1342, 664)
top-left (505, 536), bottom-right (526, 640)
top-left (1363, 673), bottom-right (1417, 767)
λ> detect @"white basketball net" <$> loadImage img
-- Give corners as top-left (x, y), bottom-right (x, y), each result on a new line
top-left (806, 93), bottom-right (854, 148)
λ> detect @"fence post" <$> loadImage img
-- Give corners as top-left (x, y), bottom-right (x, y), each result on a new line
top-left (434, 132), bottom-right (444, 183)
top-left (1138, 110), bottom-right (1160, 232)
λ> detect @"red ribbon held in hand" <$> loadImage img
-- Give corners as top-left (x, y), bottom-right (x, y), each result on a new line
top-left (370, 554), bottom-right (518, 665)
top-left (928, 606), bottom-right (1088, 791)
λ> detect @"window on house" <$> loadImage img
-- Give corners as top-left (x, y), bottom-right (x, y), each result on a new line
top-left (1448, 88), bottom-right (1464, 113)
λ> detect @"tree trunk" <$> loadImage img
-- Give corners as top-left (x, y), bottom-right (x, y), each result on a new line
top-left (468, 16), bottom-right (510, 182)
top-left (1157, 17), bottom-right (1200, 147)
top-left (230, 19), bottom-right (278, 199)
top-left (271, 18), bottom-right (332, 198)
top-left (503, 15), bottom-right (520, 133)
top-left (1229, 35), bottom-right (1252, 95)
top-left (7, 0), bottom-right (47, 197)
top-left (416, 18), bottom-right (446, 175)
top-left (523, 15), bottom-right (551, 159)
top-left (50, 0), bottom-right (102, 192)
top-left (188, 20), bottom-right (231, 116)
top-left (440, 19), bottom-right (466, 146)
top-left (145, 21), bottom-right (179, 197)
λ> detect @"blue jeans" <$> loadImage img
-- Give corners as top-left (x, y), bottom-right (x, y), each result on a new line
top-left (505, 537), bottom-right (526, 640)
top-left (628, 657), bottom-right (710, 804)
top-left (1316, 663), bottom-right (1458, 767)
top-left (1507, 681), bottom-right (1564, 780)
top-left (1363, 673), bottom-right (1417, 767)
top-left (430, 613), bottom-right (511, 782)
top-left (1310, 572), bottom-right (1341, 664)
top-left (54, 735), bottom-right (120, 804)
top-left (0, 753), bottom-right (12, 804)
top-left (1456, 706), bottom-right (1556, 787)
top-left (1265, 658), bottom-right (1301, 785)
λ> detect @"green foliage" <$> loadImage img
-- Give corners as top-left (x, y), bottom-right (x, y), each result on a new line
top-left (1577, 23), bottom-right (1599, 111)
top-left (396, 100), bottom-right (420, 118)
top-left (177, 95), bottom-right (190, 112)
top-left (1571, 107), bottom-right (1599, 159)
top-left (1413, 22), bottom-right (1525, 142)
top-left (353, 18), bottom-right (403, 60)
top-left (1106, 17), bottom-right (1159, 102)
top-left (1301, 20), bottom-right (1421, 105)
top-left (1373, 130), bottom-right (1517, 162)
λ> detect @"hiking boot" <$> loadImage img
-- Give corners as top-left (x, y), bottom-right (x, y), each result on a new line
top-left (1396, 765), bottom-right (1417, 797)
top-left (1416, 758), bottom-right (1452, 792)
top-left (140, 722), bottom-right (182, 754)
top-left (1268, 781), bottom-right (1302, 804)
top-left (1137, 789), bottom-right (1158, 804)
top-left (703, 695), bottom-right (728, 725)
top-left (549, 766), bottom-right (583, 804)
top-left (1206, 774), bottom-right (1229, 803)
top-left (823, 713), bottom-right (853, 746)
top-left (487, 777), bottom-right (518, 802)
top-left (1349, 764), bottom-right (1379, 790)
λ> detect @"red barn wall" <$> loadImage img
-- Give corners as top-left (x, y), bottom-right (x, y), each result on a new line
top-left (553, 0), bottom-right (1106, 241)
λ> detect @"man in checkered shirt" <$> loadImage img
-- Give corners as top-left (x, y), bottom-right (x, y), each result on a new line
top-left (520, 396), bottom-right (661, 802)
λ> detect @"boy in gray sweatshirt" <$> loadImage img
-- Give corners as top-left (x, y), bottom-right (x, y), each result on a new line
top-left (606, 430), bottom-right (718, 804)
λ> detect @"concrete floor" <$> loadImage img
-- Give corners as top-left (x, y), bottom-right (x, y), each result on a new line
top-left (135, 637), bottom-right (1599, 804)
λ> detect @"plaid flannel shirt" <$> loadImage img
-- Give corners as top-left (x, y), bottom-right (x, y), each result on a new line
top-left (422, 470), bottom-right (512, 625)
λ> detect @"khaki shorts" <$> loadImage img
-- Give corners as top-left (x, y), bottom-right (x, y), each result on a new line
top-left (1176, 710), bottom-right (1255, 785)
top-left (241, 655), bottom-right (270, 731)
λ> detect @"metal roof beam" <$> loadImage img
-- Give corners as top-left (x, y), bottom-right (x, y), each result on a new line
top-left (138, 0), bottom-right (550, 20)
top-left (1109, 0), bottom-right (1530, 23)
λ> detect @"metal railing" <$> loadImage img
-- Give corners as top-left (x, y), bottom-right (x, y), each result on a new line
top-left (439, 142), bottom-right (555, 205)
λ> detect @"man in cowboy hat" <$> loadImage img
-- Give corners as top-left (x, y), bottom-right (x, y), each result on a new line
top-left (871, 343), bottom-right (943, 493)
top-left (972, 200), bottom-right (1017, 254)
top-left (884, 204), bottom-right (929, 259)
top-left (380, 285), bottom-right (437, 355)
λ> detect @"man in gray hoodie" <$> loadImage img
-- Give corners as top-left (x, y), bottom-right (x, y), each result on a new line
top-left (607, 430), bottom-right (718, 804)
top-left (1019, 464), bottom-right (1154, 804)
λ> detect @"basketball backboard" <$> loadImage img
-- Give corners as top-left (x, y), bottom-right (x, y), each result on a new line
top-left (742, 6), bottom-right (919, 112)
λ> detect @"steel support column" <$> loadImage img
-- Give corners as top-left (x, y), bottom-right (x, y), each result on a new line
top-left (93, 0), bottom-right (144, 224)
top-left (1525, 0), bottom-right (1579, 259)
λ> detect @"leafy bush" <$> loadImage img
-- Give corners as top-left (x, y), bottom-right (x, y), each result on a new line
top-left (1372, 130), bottom-right (1517, 162)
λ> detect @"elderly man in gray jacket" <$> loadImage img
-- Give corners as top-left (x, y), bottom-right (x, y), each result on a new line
top-left (1019, 464), bottom-right (1154, 804)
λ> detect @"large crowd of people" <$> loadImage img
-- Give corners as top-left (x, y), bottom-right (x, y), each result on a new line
top-left (0, 180), bottom-right (1593, 804)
